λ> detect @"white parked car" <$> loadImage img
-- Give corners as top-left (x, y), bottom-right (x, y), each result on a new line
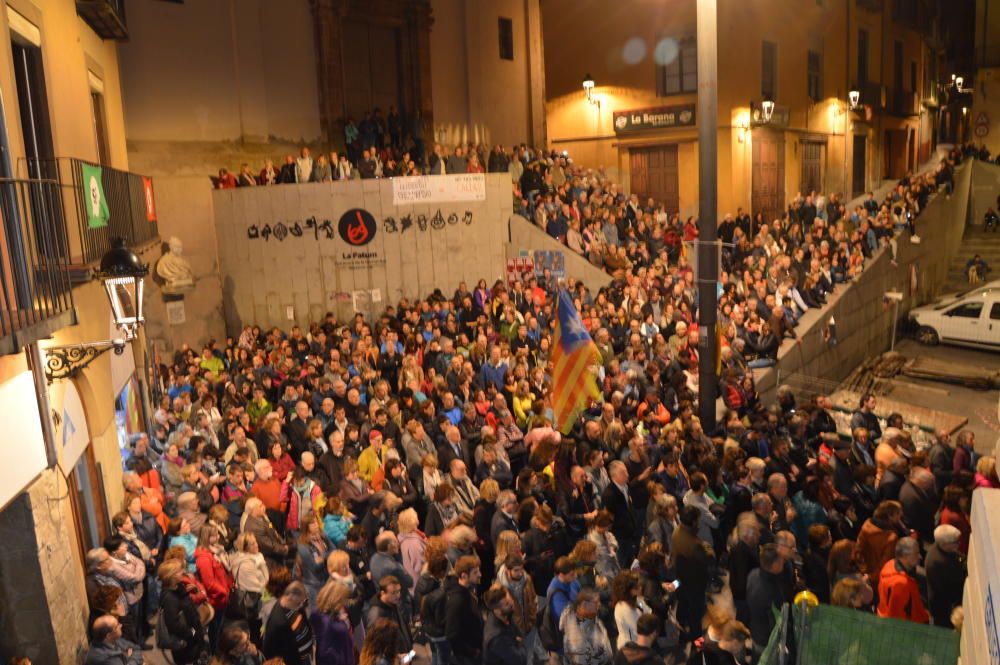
top-left (909, 280), bottom-right (1000, 350)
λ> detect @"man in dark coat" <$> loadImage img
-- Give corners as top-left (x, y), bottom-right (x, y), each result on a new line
top-left (746, 544), bottom-right (790, 657)
top-left (899, 468), bottom-right (938, 545)
top-left (363, 576), bottom-right (413, 653)
top-left (672, 505), bottom-right (715, 641)
top-left (445, 556), bottom-right (484, 665)
top-left (482, 586), bottom-right (526, 665)
top-left (602, 460), bottom-right (641, 566)
top-left (925, 525), bottom-right (967, 628)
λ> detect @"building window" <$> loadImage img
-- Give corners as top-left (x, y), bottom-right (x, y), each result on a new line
top-left (857, 29), bottom-right (869, 86)
top-left (761, 41), bottom-right (777, 100)
top-left (498, 18), bottom-right (513, 60)
top-left (807, 51), bottom-right (822, 101)
top-left (656, 38), bottom-right (697, 96)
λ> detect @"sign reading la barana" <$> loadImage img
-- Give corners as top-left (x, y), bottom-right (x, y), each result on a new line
top-left (613, 104), bottom-right (696, 133)
top-left (391, 173), bottom-right (487, 205)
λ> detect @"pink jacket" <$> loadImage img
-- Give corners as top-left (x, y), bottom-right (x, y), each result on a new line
top-left (280, 479), bottom-right (323, 532)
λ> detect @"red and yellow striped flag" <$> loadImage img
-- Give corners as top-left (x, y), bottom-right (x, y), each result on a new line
top-left (550, 289), bottom-right (602, 433)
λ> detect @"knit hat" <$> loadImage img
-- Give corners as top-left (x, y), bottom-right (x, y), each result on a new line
top-left (369, 429), bottom-right (383, 443)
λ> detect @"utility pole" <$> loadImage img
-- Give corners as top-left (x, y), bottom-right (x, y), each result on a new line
top-left (696, 0), bottom-right (719, 430)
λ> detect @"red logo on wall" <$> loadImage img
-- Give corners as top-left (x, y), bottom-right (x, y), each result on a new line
top-left (338, 208), bottom-right (377, 246)
top-left (142, 177), bottom-right (157, 222)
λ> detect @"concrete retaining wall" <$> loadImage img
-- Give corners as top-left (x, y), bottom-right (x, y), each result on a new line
top-left (213, 174), bottom-right (512, 331)
top-left (970, 159), bottom-right (1000, 226)
top-left (759, 161), bottom-right (972, 400)
top-left (506, 214), bottom-right (612, 294)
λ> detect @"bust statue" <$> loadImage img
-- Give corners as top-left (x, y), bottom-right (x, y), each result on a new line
top-left (156, 236), bottom-right (195, 294)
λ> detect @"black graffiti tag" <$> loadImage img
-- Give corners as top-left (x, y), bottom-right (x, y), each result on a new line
top-left (417, 214), bottom-right (428, 231)
top-left (273, 222), bottom-right (289, 242)
top-left (463, 211), bottom-right (473, 225)
top-left (430, 209), bottom-right (445, 230)
top-left (247, 224), bottom-right (259, 239)
top-left (290, 222), bottom-right (303, 237)
top-left (383, 217), bottom-right (398, 233)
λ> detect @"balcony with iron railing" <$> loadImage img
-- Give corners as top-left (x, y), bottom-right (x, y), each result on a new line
top-left (24, 158), bottom-right (160, 271)
top-left (76, 0), bottom-right (128, 40)
top-left (0, 159), bottom-right (159, 355)
top-left (0, 178), bottom-right (75, 355)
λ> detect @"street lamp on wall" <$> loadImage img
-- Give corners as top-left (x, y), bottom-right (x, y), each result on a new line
top-left (848, 89), bottom-right (861, 110)
top-left (44, 238), bottom-right (148, 382)
top-left (761, 99), bottom-right (775, 123)
top-left (582, 73), bottom-right (600, 109)
top-left (956, 76), bottom-right (964, 93)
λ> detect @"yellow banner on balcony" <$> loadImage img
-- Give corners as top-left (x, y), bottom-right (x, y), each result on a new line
top-left (81, 162), bottom-right (109, 229)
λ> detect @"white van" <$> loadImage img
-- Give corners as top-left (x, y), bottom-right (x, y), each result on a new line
top-left (909, 280), bottom-right (1000, 350)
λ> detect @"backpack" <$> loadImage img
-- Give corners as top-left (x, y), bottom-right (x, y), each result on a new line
top-left (155, 608), bottom-right (188, 651)
top-left (419, 581), bottom-right (448, 639)
top-left (537, 588), bottom-right (567, 652)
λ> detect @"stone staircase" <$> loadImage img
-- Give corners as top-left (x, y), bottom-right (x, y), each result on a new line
top-left (945, 225), bottom-right (1000, 291)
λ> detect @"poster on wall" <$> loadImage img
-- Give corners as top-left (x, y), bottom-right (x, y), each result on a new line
top-left (506, 257), bottom-right (534, 286)
top-left (114, 376), bottom-right (142, 459)
top-left (391, 174), bottom-right (487, 205)
top-left (60, 380), bottom-right (91, 470)
top-left (532, 250), bottom-right (566, 279)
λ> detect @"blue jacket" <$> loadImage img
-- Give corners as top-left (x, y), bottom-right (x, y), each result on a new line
top-left (545, 577), bottom-right (580, 622)
top-left (322, 513), bottom-right (351, 547)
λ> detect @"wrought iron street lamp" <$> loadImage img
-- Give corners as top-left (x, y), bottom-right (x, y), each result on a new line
top-left (45, 238), bottom-right (148, 381)
top-left (848, 89), bottom-right (861, 110)
top-left (761, 99), bottom-right (775, 122)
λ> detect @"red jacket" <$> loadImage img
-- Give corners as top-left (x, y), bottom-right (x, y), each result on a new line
top-left (877, 559), bottom-right (929, 624)
top-left (194, 548), bottom-right (232, 611)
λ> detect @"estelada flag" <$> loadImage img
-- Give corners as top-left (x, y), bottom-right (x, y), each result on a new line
top-left (142, 176), bottom-right (157, 222)
top-left (550, 289), bottom-right (602, 433)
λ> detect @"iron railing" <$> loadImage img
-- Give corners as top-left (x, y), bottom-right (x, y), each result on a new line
top-left (0, 178), bottom-right (74, 349)
top-left (22, 158), bottom-right (159, 266)
top-left (66, 158), bottom-right (158, 265)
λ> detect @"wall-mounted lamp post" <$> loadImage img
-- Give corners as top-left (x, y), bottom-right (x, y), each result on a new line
top-left (582, 73), bottom-right (600, 109)
top-left (848, 89), bottom-right (861, 110)
top-left (44, 238), bottom-right (148, 381)
top-left (761, 99), bottom-right (775, 123)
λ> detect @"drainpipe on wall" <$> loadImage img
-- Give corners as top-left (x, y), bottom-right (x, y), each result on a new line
top-left (26, 342), bottom-right (59, 470)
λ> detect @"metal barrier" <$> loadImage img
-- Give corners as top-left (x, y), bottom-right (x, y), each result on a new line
top-left (0, 178), bottom-right (74, 343)
top-left (762, 601), bottom-right (960, 665)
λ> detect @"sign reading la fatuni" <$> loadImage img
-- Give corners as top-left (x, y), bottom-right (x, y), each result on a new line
top-left (613, 104), bottom-right (696, 133)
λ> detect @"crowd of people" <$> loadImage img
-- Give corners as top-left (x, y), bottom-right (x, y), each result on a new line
top-left (93, 139), bottom-right (986, 665)
top-left (79, 257), bottom-right (993, 665)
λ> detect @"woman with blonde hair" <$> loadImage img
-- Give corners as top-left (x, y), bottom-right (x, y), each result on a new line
top-left (326, 550), bottom-right (365, 649)
top-left (229, 532), bottom-right (269, 642)
top-left (831, 577), bottom-right (868, 609)
top-left (512, 380), bottom-right (535, 428)
top-left (493, 530), bottom-right (523, 568)
top-left (310, 581), bottom-right (354, 665)
top-left (397, 508), bottom-right (426, 595)
top-left (419, 452), bottom-right (443, 502)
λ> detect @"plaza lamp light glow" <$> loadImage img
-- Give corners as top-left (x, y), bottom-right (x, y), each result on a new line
top-left (848, 89), bottom-right (860, 110)
top-left (43, 238), bottom-right (149, 381)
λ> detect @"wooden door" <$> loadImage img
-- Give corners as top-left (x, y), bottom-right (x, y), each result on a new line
top-left (342, 21), bottom-right (402, 119)
top-left (752, 130), bottom-right (785, 222)
top-left (629, 146), bottom-right (679, 213)
top-left (800, 142), bottom-right (823, 195)
top-left (852, 135), bottom-right (866, 195)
